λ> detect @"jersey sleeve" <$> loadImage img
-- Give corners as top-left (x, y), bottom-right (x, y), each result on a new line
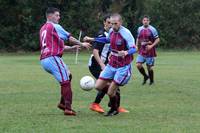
top-left (150, 26), bottom-right (159, 39)
top-left (120, 28), bottom-right (136, 49)
top-left (137, 27), bottom-right (142, 38)
top-left (93, 32), bottom-right (105, 50)
top-left (94, 28), bottom-right (111, 44)
top-left (53, 24), bottom-right (71, 41)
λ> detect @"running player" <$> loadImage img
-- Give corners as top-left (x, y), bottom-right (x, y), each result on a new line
top-left (136, 15), bottom-right (160, 85)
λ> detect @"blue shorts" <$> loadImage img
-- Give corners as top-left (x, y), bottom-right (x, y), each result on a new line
top-left (136, 54), bottom-right (155, 66)
top-left (40, 56), bottom-right (69, 83)
top-left (99, 64), bottom-right (132, 86)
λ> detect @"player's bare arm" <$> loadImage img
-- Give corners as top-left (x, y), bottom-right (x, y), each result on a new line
top-left (69, 36), bottom-right (91, 49)
top-left (93, 49), bottom-right (105, 70)
top-left (136, 38), bottom-right (139, 50)
top-left (64, 45), bottom-right (81, 51)
top-left (146, 37), bottom-right (160, 51)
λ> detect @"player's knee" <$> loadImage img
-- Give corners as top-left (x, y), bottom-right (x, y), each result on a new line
top-left (107, 91), bottom-right (115, 97)
top-left (147, 65), bottom-right (153, 71)
top-left (95, 82), bottom-right (101, 90)
top-left (95, 79), bottom-right (102, 88)
top-left (136, 63), bottom-right (142, 69)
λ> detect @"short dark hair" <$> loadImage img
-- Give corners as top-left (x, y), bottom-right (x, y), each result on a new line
top-left (46, 7), bottom-right (60, 17)
top-left (103, 14), bottom-right (111, 22)
top-left (142, 15), bottom-right (150, 20)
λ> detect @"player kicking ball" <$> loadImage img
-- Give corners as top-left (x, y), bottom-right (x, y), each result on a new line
top-left (84, 13), bottom-right (137, 116)
top-left (86, 15), bottom-right (129, 114)
top-left (39, 7), bottom-right (91, 116)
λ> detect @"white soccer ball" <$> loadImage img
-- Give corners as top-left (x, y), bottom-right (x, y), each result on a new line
top-left (80, 76), bottom-right (95, 91)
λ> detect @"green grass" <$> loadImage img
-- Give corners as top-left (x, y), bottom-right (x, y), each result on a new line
top-left (0, 51), bottom-right (200, 133)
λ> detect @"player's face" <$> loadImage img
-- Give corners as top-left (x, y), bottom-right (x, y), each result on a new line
top-left (142, 18), bottom-right (150, 27)
top-left (104, 18), bottom-right (111, 31)
top-left (111, 17), bottom-right (122, 32)
top-left (49, 11), bottom-right (60, 24)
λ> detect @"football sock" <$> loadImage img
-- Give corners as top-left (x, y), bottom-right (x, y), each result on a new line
top-left (109, 96), bottom-right (117, 111)
top-left (94, 86), bottom-right (108, 103)
top-left (138, 67), bottom-right (148, 78)
top-left (94, 91), bottom-right (106, 104)
top-left (60, 96), bottom-right (64, 104)
top-left (61, 81), bottom-right (72, 110)
top-left (148, 69), bottom-right (154, 83)
top-left (116, 88), bottom-right (120, 108)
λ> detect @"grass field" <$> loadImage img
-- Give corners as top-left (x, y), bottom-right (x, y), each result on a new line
top-left (0, 51), bottom-right (200, 133)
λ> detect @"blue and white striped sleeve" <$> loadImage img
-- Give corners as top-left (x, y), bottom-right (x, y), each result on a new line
top-left (120, 28), bottom-right (135, 48)
top-left (53, 24), bottom-right (71, 41)
top-left (120, 28), bottom-right (137, 55)
top-left (94, 28), bottom-right (112, 44)
top-left (150, 26), bottom-right (159, 39)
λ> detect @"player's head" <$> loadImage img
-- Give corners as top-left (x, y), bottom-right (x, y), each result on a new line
top-left (103, 14), bottom-right (111, 32)
top-left (142, 15), bottom-right (150, 27)
top-left (46, 7), bottom-right (60, 24)
top-left (110, 13), bottom-right (122, 32)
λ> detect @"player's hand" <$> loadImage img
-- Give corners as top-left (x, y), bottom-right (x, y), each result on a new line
top-left (147, 41), bottom-right (153, 45)
top-left (100, 63), bottom-right (106, 70)
top-left (81, 42), bottom-right (91, 50)
top-left (72, 45), bottom-right (81, 50)
top-left (118, 50), bottom-right (128, 58)
top-left (146, 45), bottom-right (153, 51)
top-left (83, 36), bottom-right (94, 42)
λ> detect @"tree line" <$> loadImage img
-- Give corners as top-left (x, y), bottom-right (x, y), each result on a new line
top-left (0, 0), bottom-right (199, 51)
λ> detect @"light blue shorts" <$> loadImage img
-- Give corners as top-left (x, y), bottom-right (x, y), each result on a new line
top-left (99, 64), bottom-right (132, 86)
top-left (136, 54), bottom-right (155, 66)
top-left (40, 56), bottom-right (69, 83)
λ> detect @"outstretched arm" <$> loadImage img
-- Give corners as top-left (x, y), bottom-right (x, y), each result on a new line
top-left (64, 45), bottom-right (81, 51)
top-left (69, 36), bottom-right (91, 49)
top-left (83, 36), bottom-right (110, 44)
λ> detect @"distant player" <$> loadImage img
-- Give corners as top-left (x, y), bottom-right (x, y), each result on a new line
top-left (88, 15), bottom-right (129, 114)
top-left (136, 15), bottom-right (160, 85)
top-left (85, 13), bottom-right (137, 116)
top-left (39, 7), bottom-right (91, 116)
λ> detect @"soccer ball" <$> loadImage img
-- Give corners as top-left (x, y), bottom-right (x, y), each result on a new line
top-left (80, 76), bottom-right (95, 91)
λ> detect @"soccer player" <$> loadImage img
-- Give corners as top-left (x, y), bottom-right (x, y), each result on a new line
top-left (87, 15), bottom-right (129, 113)
top-left (136, 15), bottom-right (160, 85)
top-left (84, 13), bottom-right (137, 116)
top-left (39, 7), bottom-right (91, 116)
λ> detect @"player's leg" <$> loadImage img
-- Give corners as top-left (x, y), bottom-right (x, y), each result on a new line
top-left (136, 54), bottom-right (149, 85)
top-left (109, 88), bottom-right (129, 113)
top-left (56, 57), bottom-right (76, 115)
top-left (115, 88), bottom-right (129, 113)
top-left (146, 57), bottom-right (155, 85)
top-left (41, 56), bottom-right (75, 115)
top-left (113, 64), bottom-right (132, 114)
top-left (58, 72), bottom-right (72, 110)
top-left (104, 81), bottom-right (119, 116)
top-left (89, 66), bottom-right (106, 113)
top-left (96, 64), bottom-right (115, 91)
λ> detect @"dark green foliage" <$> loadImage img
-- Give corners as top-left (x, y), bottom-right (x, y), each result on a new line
top-left (146, 0), bottom-right (200, 49)
top-left (0, 0), bottom-right (199, 51)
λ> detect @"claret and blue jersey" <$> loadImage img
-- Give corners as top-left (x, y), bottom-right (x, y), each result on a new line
top-left (39, 22), bottom-right (71, 83)
top-left (137, 25), bottom-right (159, 57)
top-left (95, 26), bottom-right (137, 68)
top-left (39, 21), bottom-right (71, 60)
